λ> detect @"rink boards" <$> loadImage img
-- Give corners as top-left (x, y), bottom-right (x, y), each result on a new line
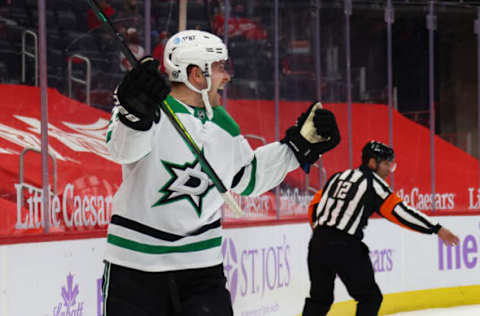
top-left (0, 215), bottom-right (478, 316)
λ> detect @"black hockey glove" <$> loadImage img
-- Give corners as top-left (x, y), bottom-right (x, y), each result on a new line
top-left (281, 102), bottom-right (340, 173)
top-left (114, 56), bottom-right (171, 131)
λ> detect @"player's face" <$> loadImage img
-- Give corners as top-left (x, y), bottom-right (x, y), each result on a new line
top-left (376, 159), bottom-right (396, 180)
top-left (208, 61), bottom-right (231, 107)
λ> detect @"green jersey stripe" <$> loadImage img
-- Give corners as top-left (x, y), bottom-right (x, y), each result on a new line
top-left (106, 130), bottom-right (112, 143)
top-left (165, 95), bottom-right (240, 136)
top-left (241, 156), bottom-right (257, 196)
top-left (107, 234), bottom-right (222, 254)
top-left (211, 106), bottom-right (240, 136)
top-left (106, 115), bottom-right (116, 144)
top-left (164, 95), bottom-right (191, 114)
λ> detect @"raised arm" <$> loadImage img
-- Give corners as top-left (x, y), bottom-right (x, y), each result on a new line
top-left (231, 101), bottom-right (341, 196)
top-left (230, 141), bottom-right (299, 196)
top-left (106, 57), bottom-right (170, 164)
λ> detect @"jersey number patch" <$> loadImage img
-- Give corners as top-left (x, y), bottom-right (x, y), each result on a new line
top-left (332, 180), bottom-right (352, 200)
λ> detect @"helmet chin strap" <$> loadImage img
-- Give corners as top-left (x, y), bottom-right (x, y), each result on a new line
top-left (201, 90), bottom-right (213, 120)
top-left (184, 75), bottom-right (214, 120)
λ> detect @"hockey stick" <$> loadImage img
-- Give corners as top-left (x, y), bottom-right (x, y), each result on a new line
top-left (86, 0), bottom-right (243, 216)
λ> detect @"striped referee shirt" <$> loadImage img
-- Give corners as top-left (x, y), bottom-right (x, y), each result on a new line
top-left (308, 165), bottom-right (441, 240)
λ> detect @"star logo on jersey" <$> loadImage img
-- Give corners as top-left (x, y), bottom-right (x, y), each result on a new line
top-left (153, 158), bottom-right (215, 217)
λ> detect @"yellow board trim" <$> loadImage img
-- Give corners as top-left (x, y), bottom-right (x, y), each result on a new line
top-left (298, 285), bottom-right (480, 316)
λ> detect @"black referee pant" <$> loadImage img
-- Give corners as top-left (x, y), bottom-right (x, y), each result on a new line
top-left (102, 262), bottom-right (233, 316)
top-left (303, 227), bottom-right (383, 316)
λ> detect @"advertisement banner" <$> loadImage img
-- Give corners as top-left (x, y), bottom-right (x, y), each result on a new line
top-left (0, 85), bottom-right (310, 242)
top-left (0, 84), bottom-right (120, 241)
top-left (401, 216), bottom-right (480, 291)
top-left (1, 238), bottom-right (105, 316)
top-left (0, 226), bottom-right (312, 316)
top-left (223, 225), bottom-right (311, 316)
top-left (329, 215), bottom-right (480, 302)
top-left (1, 84), bottom-right (479, 244)
top-left (0, 218), bottom-right (478, 315)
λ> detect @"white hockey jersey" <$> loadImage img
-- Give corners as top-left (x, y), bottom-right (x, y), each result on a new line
top-left (104, 95), bottom-right (299, 272)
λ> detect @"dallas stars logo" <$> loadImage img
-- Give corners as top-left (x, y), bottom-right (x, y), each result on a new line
top-left (153, 158), bottom-right (215, 217)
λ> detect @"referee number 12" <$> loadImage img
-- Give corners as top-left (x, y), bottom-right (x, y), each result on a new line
top-left (333, 180), bottom-right (352, 199)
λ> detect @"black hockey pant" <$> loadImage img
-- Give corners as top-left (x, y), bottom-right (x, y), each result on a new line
top-left (102, 262), bottom-right (233, 316)
top-left (302, 227), bottom-right (383, 316)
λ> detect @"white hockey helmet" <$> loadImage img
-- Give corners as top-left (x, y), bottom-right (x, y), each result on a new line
top-left (164, 30), bottom-right (228, 119)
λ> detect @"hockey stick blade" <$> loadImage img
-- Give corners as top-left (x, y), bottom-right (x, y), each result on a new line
top-left (86, 0), bottom-right (244, 217)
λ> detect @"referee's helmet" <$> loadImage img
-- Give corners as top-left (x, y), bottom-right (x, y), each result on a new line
top-left (361, 140), bottom-right (394, 165)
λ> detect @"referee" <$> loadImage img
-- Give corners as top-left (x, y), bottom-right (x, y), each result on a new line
top-left (302, 140), bottom-right (459, 316)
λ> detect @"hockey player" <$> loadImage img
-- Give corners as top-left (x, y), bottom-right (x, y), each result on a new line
top-left (303, 140), bottom-right (459, 316)
top-left (102, 29), bottom-right (340, 316)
